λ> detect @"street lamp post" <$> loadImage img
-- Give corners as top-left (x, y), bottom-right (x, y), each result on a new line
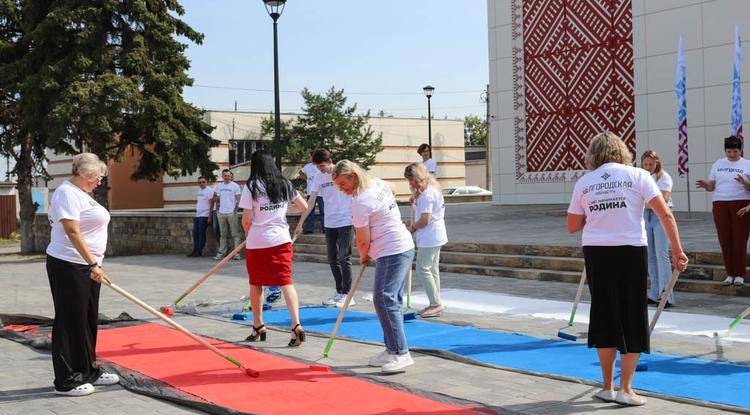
top-left (423, 85), bottom-right (434, 153)
top-left (263, 0), bottom-right (286, 169)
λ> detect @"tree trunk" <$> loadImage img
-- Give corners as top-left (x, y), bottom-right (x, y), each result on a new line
top-left (17, 134), bottom-right (37, 254)
top-left (89, 140), bottom-right (110, 209)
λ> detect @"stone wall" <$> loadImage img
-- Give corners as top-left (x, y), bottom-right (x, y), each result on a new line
top-left (34, 212), bottom-right (303, 257)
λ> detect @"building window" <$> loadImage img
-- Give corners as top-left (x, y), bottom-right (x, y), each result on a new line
top-left (229, 140), bottom-right (266, 167)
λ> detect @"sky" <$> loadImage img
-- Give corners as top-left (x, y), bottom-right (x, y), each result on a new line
top-left (1, 1), bottom-right (489, 179)
top-left (179, 0), bottom-right (489, 119)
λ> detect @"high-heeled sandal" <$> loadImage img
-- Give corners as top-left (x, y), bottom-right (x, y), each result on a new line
top-left (246, 324), bottom-right (267, 342)
top-left (288, 324), bottom-right (305, 347)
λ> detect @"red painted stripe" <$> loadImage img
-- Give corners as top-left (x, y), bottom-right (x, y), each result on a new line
top-left (97, 323), bottom-right (482, 415)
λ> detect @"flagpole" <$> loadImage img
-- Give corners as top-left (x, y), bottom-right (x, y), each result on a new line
top-left (686, 166), bottom-right (691, 216)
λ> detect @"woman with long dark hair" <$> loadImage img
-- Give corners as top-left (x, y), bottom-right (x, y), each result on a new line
top-left (240, 151), bottom-right (309, 346)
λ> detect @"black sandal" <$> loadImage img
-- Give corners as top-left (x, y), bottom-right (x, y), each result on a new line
top-left (288, 324), bottom-right (305, 347)
top-left (246, 324), bottom-right (267, 342)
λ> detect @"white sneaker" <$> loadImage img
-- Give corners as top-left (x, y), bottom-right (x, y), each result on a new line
top-left (55, 383), bottom-right (95, 397)
top-left (381, 352), bottom-right (414, 373)
top-left (593, 389), bottom-right (616, 402)
top-left (734, 277), bottom-right (745, 286)
top-left (722, 276), bottom-right (735, 286)
top-left (323, 292), bottom-right (340, 306)
top-left (213, 253), bottom-right (223, 260)
top-left (93, 372), bottom-right (119, 386)
top-left (368, 349), bottom-right (391, 367)
top-left (336, 294), bottom-right (354, 308)
top-left (233, 254), bottom-right (242, 260)
top-left (615, 390), bottom-right (646, 406)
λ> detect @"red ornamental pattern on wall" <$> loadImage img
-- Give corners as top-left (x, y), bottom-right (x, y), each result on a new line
top-left (512, 0), bottom-right (635, 183)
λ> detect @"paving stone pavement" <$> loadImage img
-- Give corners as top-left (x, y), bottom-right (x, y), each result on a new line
top-left (2, 253), bottom-right (748, 414)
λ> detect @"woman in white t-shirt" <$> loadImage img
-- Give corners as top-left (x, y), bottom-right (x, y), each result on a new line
top-left (404, 162), bottom-right (447, 318)
top-left (332, 160), bottom-right (416, 373)
top-left (640, 150), bottom-right (675, 306)
top-left (696, 136), bottom-right (750, 286)
top-left (45, 153), bottom-right (120, 397)
top-left (417, 143), bottom-right (437, 175)
top-left (240, 151), bottom-right (309, 347)
top-left (567, 132), bottom-right (688, 407)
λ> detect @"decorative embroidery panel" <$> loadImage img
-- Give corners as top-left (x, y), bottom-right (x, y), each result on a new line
top-left (512, 0), bottom-right (635, 183)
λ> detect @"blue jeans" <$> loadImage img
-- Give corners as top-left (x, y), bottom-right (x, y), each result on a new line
top-left (373, 249), bottom-right (415, 354)
top-left (191, 217), bottom-right (208, 254)
top-left (645, 209), bottom-right (675, 304)
top-left (304, 196), bottom-right (325, 233)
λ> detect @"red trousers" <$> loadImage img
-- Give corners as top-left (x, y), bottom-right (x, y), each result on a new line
top-left (712, 200), bottom-right (750, 278)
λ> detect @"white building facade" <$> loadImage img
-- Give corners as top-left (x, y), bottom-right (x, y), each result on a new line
top-left (489, 0), bottom-right (750, 211)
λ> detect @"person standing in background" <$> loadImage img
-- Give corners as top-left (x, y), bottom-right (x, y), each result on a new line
top-left (188, 176), bottom-right (214, 257)
top-left (417, 143), bottom-right (437, 176)
top-left (213, 169), bottom-right (243, 260)
top-left (640, 151), bottom-right (675, 307)
top-left (300, 151), bottom-right (325, 233)
top-left (696, 136), bottom-right (750, 287)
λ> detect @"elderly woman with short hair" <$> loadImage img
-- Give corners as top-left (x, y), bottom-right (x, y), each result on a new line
top-left (46, 153), bottom-right (119, 396)
top-left (567, 132), bottom-right (688, 406)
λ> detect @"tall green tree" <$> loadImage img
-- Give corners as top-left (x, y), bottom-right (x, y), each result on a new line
top-left (0, 0), bottom-right (49, 253)
top-left (464, 115), bottom-right (487, 146)
top-left (6, 0), bottom-right (218, 209)
top-left (262, 87), bottom-right (383, 168)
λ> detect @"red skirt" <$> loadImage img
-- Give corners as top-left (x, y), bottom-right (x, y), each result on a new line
top-left (245, 242), bottom-right (293, 286)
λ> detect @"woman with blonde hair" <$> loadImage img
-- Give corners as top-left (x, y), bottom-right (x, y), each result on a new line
top-left (46, 153), bottom-right (120, 396)
top-left (404, 162), bottom-right (447, 318)
top-left (567, 132), bottom-right (688, 406)
top-left (640, 150), bottom-right (675, 307)
top-left (332, 160), bottom-right (416, 373)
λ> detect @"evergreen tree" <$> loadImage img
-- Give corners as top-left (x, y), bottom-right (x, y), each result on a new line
top-left (262, 87), bottom-right (383, 168)
top-left (4, 0), bottom-right (218, 209)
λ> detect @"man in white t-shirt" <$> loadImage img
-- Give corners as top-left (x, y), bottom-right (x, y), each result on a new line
top-left (299, 152), bottom-right (325, 233)
top-left (212, 169), bottom-right (243, 260)
top-left (418, 143), bottom-right (437, 176)
top-left (188, 176), bottom-right (214, 257)
top-left (294, 148), bottom-right (354, 307)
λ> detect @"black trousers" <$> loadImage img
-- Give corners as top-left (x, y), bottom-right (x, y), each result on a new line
top-left (46, 255), bottom-right (102, 390)
top-left (583, 245), bottom-right (650, 354)
top-left (324, 225), bottom-right (353, 294)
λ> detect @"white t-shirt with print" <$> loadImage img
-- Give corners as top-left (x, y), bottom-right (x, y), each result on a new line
top-left (413, 185), bottom-right (448, 248)
top-left (708, 157), bottom-right (750, 202)
top-left (46, 180), bottom-right (111, 265)
top-left (352, 179), bottom-right (414, 260)
top-left (567, 163), bottom-right (661, 247)
top-left (311, 171), bottom-right (352, 228)
top-left (239, 181), bottom-right (293, 249)
top-left (424, 158), bottom-right (437, 175)
top-left (195, 186), bottom-right (215, 217)
top-left (301, 163), bottom-right (318, 195)
top-left (214, 181), bottom-right (241, 214)
top-left (652, 171), bottom-right (673, 208)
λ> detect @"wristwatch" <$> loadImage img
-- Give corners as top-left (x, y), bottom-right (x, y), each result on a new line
top-left (87, 263), bottom-right (99, 271)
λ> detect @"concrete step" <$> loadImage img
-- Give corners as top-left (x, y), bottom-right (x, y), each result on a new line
top-left (292, 251), bottom-right (749, 297)
top-left (292, 243), bottom-right (734, 282)
top-left (294, 234), bottom-right (738, 267)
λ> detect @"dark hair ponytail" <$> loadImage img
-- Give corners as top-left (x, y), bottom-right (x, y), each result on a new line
top-left (247, 151), bottom-right (294, 204)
